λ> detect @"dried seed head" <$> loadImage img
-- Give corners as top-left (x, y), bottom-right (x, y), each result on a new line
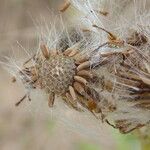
top-left (38, 54), bottom-right (76, 95)
top-left (10, 2), bottom-right (150, 134)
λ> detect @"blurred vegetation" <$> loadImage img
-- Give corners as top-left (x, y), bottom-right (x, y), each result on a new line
top-left (112, 130), bottom-right (141, 150)
top-left (75, 141), bottom-right (101, 150)
top-left (74, 131), bottom-right (141, 150)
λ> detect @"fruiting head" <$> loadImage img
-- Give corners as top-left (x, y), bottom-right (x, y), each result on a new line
top-left (38, 54), bottom-right (76, 95)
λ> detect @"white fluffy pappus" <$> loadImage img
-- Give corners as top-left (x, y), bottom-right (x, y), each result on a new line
top-left (2, 1), bottom-right (150, 136)
top-left (69, 0), bottom-right (150, 133)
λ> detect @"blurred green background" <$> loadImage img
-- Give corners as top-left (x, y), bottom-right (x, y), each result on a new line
top-left (0, 0), bottom-right (142, 150)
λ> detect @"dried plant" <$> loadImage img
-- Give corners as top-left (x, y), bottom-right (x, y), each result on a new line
top-left (3, 0), bottom-right (150, 148)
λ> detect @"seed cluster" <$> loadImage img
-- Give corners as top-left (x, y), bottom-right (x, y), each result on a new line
top-left (14, 28), bottom-right (150, 134)
top-left (39, 54), bottom-right (76, 95)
